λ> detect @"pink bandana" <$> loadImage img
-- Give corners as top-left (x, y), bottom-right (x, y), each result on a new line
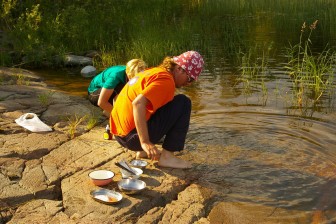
top-left (173, 51), bottom-right (204, 80)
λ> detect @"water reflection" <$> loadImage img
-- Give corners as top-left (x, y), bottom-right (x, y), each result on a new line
top-left (33, 68), bottom-right (91, 97)
top-left (186, 108), bottom-right (336, 220)
top-left (173, 67), bottom-right (336, 220)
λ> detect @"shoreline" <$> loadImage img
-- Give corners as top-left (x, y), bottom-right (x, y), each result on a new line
top-left (0, 67), bottom-right (207, 224)
top-left (1, 67), bottom-right (325, 223)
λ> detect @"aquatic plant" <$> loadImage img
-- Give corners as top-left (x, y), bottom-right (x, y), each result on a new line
top-left (237, 43), bottom-right (272, 105)
top-left (286, 20), bottom-right (335, 111)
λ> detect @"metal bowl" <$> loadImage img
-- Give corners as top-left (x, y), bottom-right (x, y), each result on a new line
top-left (120, 167), bottom-right (143, 179)
top-left (90, 189), bottom-right (122, 204)
top-left (130, 159), bottom-right (148, 168)
top-left (117, 178), bottom-right (146, 194)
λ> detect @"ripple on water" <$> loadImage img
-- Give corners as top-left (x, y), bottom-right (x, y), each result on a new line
top-left (186, 108), bottom-right (336, 218)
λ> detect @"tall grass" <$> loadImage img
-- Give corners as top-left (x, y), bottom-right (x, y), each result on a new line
top-left (237, 43), bottom-right (272, 105)
top-left (286, 20), bottom-right (335, 112)
top-left (67, 114), bottom-right (88, 139)
top-left (236, 20), bottom-right (336, 115)
top-left (1, 0), bottom-right (336, 68)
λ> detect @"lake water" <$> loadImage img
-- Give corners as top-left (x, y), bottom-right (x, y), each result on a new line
top-left (34, 1), bottom-right (336, 222)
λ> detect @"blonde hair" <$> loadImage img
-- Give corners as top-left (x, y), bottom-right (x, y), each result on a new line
top-left (159, 56), bottom-right (177, 73)
top-left (126, 59), bottom-right (147, 79)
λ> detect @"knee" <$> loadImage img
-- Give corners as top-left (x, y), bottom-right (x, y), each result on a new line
top-left (175, 94), bottom-right (191, 110)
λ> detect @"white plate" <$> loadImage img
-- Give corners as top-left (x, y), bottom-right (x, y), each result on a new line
top-left (91, 189), bottom-right (122, 204)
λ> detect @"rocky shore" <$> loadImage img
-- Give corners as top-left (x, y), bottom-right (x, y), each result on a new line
top-left (1, 67), bottom-right (319, 224)
top-left (0, 67), bottom-right (214, 224)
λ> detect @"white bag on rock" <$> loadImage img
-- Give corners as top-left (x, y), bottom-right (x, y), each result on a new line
top-left (15, 113), bottom-right (52, 132)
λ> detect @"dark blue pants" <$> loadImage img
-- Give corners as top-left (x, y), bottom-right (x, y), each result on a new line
top-left (115, 94), bottom-right (191, 152)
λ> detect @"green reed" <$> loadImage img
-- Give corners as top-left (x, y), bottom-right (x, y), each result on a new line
top-left (286, 20), bottom-right (335, 110)
top-left (237, 43), bottom-right (272, 105)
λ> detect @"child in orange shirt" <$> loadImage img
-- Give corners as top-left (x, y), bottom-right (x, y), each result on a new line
top-left (111, 51), bottom-right (204, 169)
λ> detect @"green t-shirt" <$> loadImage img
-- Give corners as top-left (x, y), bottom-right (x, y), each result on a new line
top-left (88, 65), bottom-right (127, 93)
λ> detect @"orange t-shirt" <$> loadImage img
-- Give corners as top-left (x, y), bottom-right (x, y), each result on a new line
top-left (110, 67), bottom-right (175, 136)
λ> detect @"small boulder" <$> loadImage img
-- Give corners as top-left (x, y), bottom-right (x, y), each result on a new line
top-left (64, 54), bottom-right (92, 66)
top-left (80, 65), bottom-right (97, 78)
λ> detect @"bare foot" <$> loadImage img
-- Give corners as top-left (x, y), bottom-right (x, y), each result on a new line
top-left (158, 149), bottom-right (192, 169)
top-left (136, 151), bottom-right (148, 159)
